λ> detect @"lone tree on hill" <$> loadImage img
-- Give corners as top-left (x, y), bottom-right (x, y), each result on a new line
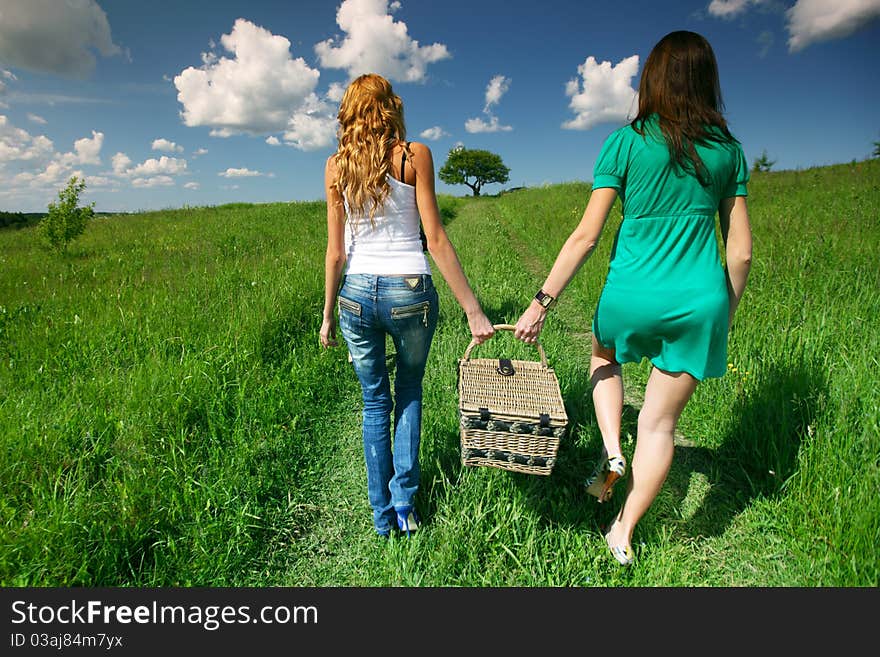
top-left (752, 149), bottom-right (776, 173)
top-left (39, 175), bottom-right (95, 252)
top-left (439, 146), bottom-right (510, 196)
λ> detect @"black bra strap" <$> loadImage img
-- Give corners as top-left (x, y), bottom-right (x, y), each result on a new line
top-left (399, 141), bottom-right (411, 183)
top-left (400, 149), bottom-right (406, 182)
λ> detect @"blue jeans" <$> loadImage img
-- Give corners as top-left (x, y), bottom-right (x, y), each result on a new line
top-left (337, 273), bottom-right (439, 535)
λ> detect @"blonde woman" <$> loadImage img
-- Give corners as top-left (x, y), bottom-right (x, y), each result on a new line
top-left (320, 74), bottom-right (495, 538)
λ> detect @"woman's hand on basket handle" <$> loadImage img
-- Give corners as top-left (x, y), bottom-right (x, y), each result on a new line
top-left (515, 187), bottom-right (618, 345)
top-left (410, 142), bottom-right (495, 346)
top-left (514, 303), bottom-right (547, 344)
top-left (467, 309), bottom-right (495, 345)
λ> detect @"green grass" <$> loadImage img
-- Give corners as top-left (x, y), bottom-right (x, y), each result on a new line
top-left (1, 160), bottom-right (878, 587)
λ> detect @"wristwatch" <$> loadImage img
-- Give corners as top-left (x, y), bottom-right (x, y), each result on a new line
top-left (534, 289), bottom-right (557, 309)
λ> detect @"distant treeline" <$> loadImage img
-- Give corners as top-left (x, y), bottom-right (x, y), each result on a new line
top-left (1, 211), bottom-right (121, 230)
top-left (0, 212), bottom-right (45, 229)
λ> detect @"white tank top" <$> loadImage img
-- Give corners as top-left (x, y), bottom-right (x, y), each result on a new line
top-left (343, 176), bottom-right (431, 275)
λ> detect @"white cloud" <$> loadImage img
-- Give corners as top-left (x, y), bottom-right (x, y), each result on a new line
top-left (183, 182), bottom-right (200, 190)
top-left (327, 82), bottom-right (347, 102)
top-left (76, 131), bottom-right (103, 165)
top-left (11, 161), bottom-right (79, 188)
top-left (757, 30), bottom-right (775, 57)
top-left (58, 131), bottom-right (103, 166)
top-left (484, 75), bottom-right (510, 112)
top-left (0, 117), bottom-right (186, 208)
top-left (707, 0), bottom-right (762, 18)
top-left (109, 154), bottom-right (187, 180)
top-left (265, 136), bottom-right (281, 146)
top-left (315, 0), bottom-right (450, 82)
top-left (26, 113), bottom-right (46, 125)
top-left (465, 75), bottom-right (512, 134)
top-left (83, 175), bottom-right (115, 188)
top-left (420, 126), bottom-right (448, 140)
top-left (218, 167), bottom-right (264, 178)
top-left (192, 148), bottom-right (208, 157)
top-left (464, 116), bottom-right (512, 134)
top-left (0, 116), bottom-right (104, 201)
top-left (786, 0), bottom-right (880, 51)
top-left (111, 152), bottom-right (132, 175)
top-left (0, 70), bottom-right (14, 97)
top-left (282, 94), bottom-right (338, 151)
top-left (0, 0), bottom-right (121, 78)
top-left (2, 92), bottom-right (110, 105)
top-left (174, 19), bottom-right (322, 138)
top-left (127, 156), bottom-right (187, 177)
top-left (0, 114), bottom-right (54, 164)
top-left (132, 175), bottom-right (174, 188)
top-left (708, 0), bottom-right (880, 52)
top-left (152, 138), bottom-right (184, 153)
top-left (563, 55), bottom-right (639, 130)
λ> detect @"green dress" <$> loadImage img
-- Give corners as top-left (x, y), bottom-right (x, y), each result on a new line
top-left (591, 115), bottom-right (749, 380)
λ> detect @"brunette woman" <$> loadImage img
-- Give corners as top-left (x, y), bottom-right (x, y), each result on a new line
top-left (515, 31), bottom-right (753, 565)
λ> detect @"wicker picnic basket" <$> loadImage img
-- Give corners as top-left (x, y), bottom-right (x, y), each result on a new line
top-left (457, 324), bottom-right (568, 475)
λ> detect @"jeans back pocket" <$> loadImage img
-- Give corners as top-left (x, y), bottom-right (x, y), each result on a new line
top-left (338, 296), bottom-right (362, 316)
top-left (391, 300), bottom-right (430, 327)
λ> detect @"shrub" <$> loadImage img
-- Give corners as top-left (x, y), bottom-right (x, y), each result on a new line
top-left (39, 176), bottom-right (95, 251)
top-left (752, 149), bottom-right (776, 173)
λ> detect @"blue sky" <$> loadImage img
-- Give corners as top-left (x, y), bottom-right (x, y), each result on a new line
top-left (1, 0), bottom-right (878, 213)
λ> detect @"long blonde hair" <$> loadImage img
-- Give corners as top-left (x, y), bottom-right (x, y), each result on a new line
top-left (333, 74), bottom-right (407, 225)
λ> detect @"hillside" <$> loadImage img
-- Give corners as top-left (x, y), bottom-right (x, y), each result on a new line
top-left (0, 158), bottom-right (877, 586)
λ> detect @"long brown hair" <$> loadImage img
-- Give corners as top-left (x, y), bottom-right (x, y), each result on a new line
top-left (633, 30), bottom-right (735, 184)
top-left (333, 73), bottom-right (408, 225)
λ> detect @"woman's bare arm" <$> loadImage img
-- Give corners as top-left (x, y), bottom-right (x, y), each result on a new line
top-left (719, 195), bottom-right (752, 327)
top-left (320, 155), bottom-right (346, 348)
top-left (410, 142), bottom-right (494, 344)
top-left (514, 187), bottom-right (618, 343)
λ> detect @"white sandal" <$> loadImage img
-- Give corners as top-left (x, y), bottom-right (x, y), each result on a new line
top-left (585, 453), bottom-right (627, 503)
top-left (604, 520), bottom-right (634, 566)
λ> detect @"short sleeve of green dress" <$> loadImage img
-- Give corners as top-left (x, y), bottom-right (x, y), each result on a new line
top-left (591, 117), bottom-right (750, 380)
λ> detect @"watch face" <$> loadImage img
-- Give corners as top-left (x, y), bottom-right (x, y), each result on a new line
top-left (536, 291), bottom-right (554, 307)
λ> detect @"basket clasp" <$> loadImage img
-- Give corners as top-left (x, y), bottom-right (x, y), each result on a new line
top-left (496, 358), bottom-right (515, 376)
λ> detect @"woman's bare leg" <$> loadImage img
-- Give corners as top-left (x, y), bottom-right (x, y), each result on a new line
top-left (605, 366), bottom-right (698, 553)
top-left (590, 334), bottom-right (623, 460)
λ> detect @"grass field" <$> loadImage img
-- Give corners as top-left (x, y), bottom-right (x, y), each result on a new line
top-left (1, 158), bottom-right (878, 587)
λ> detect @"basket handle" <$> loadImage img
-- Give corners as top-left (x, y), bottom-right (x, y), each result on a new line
top-left (462, 324), bottom-right (548, 368)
